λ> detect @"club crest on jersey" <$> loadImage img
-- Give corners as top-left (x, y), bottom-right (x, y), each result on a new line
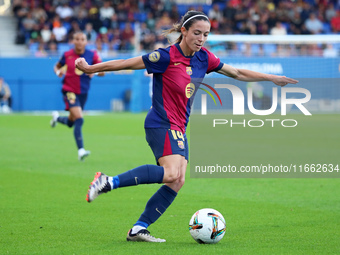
top-left (149, 51), bottom-right (160, 62)
top-left (186, 67), bottom-right (192, 76)
top-left (185, 83), bottom-right (195, 98)
top-left (178, 140), bottom-right (185, 149)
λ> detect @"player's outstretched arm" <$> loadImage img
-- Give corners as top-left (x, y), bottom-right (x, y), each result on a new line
top-left (217, 63), bottom-right (298, 86)
top-left (75, 56), bottom-right (145, 74)
top-left (54, 63), bottom-right (65, 78)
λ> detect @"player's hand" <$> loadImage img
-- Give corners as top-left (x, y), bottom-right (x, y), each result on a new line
top-left (75, 58), bottom-right (90, 73)
top-left (271, 76), bottom-right (299, 86)
top-left (55, 69), bottom-right (64, 77)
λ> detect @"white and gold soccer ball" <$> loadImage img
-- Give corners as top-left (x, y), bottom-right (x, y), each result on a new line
top-left (189, 208), bottom-right (226, 244)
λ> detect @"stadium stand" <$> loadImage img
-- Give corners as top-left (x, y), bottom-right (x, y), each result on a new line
top-left (0, 14), bottom-right (27, 56)
top-left (8, 0), bottom-right (340, 57)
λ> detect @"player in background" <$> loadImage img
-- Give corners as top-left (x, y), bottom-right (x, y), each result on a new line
top-left (76, 10), bottom-right (298, 242)
top-left (0, 76), bottom-right (12, 113)
top-left (51, 32), bottom-right (104, 161)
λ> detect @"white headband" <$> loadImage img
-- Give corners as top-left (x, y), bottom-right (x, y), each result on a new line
top-left (182, 14), bottom-right (209, 28)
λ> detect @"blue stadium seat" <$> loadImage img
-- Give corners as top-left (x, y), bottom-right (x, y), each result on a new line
top-left (86, 44), bottom-right (96, 50)
top-left (236, 42), bottom-right (243, 51)
top-left (112, 42), bottom-right (120, 50)
top-left (119, 22), bottom-right (135, 31)
top-left (281, 22), bottom-right (289, 30)
top-left (29, 43), bottom-right (39, 54)
top-left (135, 12), bottom-right (147, 22)
top-left (177, 4), bottom-right (189, 16)
top-left (176, 4), bottom-right (211, 16)
top-left (202, 4), bottom-right (211, 14)
top-left (102, 43), bottom-right (109, 50)
top-left (119, 22), bottom-right (126, 30)
top-left (217, 3), bottom-right (226, 11)
top-left (323, 23), bottom-right (332, 34)
top-left (63, 22), bottom-right (72, 32)
top-left (263, 44), bottom-right (277, 56)
top-left (333, 43), bottom-right (340, 50)
top-left (251, 44), bottom-right (260, 54)
top-left (58, 43), bottom-right (71, 55)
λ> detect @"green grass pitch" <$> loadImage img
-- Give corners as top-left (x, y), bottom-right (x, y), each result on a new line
top-left (0, 113), bottom-right (339, 254)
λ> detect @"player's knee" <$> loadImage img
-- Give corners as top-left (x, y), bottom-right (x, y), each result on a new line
top-left (69, 110), bottom-right (83, 121)
top-left (165, 174), bottom-right (179, 183)
top-left (163, 166), bottom-right (180, 183)
top-left (176, 176), bottom-right (185, 190)
top-left (167, 175), bottom-right (185, 193)
top-left (176, 161), bottom-right (187, 189)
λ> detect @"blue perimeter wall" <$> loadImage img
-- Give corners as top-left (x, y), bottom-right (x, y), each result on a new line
top-left (0, 57), bottom-right (339, 112)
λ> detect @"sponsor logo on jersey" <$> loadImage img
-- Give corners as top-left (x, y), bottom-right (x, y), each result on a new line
top-left (149, 51), bottom-right (160, 62)
top-left (185, 83), bottom-right (195, 98)
top-left (186, 67), bottom-right (192, 75)
top-left (174, 62), bottom-right (181, 66)
top-left (75, 68), bottom-right (84, 75)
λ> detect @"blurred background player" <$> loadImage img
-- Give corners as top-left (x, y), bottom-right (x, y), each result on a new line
top-left (76, 10), bottom-right (298, 242)
top-left (51, 32), bottom-right (104, 161)
top-left (0, 76), bottom-right (12, 113)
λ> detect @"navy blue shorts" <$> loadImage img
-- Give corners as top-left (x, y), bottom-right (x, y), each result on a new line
top-left (145, 128), bottom-right (189, 164)
top-left (62, 91), bottom-right (88, 111)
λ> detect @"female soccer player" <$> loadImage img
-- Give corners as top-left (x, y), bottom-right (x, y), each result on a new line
top-left (51, 32), bottom-right (104, 161)
top-left (76, 11), bottom-right (298, 242)
top-left (0, 76), bottom-right (12, 112)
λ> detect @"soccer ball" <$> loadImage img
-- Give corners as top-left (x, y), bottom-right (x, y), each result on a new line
top-left (189, 208), bottom-right (226, 244)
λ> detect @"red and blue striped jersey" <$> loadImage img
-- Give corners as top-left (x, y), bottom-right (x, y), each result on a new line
top-left (142, 43), bottom-right (223, 134)
top-left (58, 49), bottom-right (101, 94)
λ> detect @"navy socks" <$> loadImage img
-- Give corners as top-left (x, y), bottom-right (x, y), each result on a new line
top-left (109, 164), bottom-right (169, 228)
top-left (110, 164), bottom-right (164, 189)
top-left (73, 118), bottom-right (84, 149)
top-left (57, 116), bottom-right (74, 128)
top-left (107, 163), bottom-right (178, 229)
top-left (135, 185), bottom-right (177, 228)
top-left (56, 116), bottom-right (83, 149)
